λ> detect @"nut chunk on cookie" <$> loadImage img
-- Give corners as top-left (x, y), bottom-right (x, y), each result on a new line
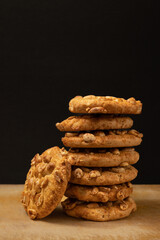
top-left (21, 146), bottom-right (71, 220)
top-left (69, 95), bottom-right (142, 114)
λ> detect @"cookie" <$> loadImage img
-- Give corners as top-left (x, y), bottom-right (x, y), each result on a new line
top-left (65, 182), bottom-right (133, 202)
top-left (67, 147), bottom-right (139, 167)
top-left (21, 147), bottom-right (71, 219)
top-left (62, 130), bottom-right (143, 148)
top-left (56, 115), bottom-right (133, 132)
top-left (69, 95), bottom-right (142, 114)
top-left (62, 197), bottom-right (137, 221)
top-left (69, 165), bottom-right (137, 185)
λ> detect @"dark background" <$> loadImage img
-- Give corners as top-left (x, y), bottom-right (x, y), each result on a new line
top-left (1, 0), bottom-right (157, 184)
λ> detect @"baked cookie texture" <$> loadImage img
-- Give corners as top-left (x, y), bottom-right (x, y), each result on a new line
top-left (62, 130), bottom-right (143, 148)
top-left (62, 197), bottom-right (137, 221)
top-left (56, 115), bottom-right (133, 132)
top-left (65, 182), bottom-right (133, 202)
top-left (70, 165), bottom-right (138, 186)
top-left (21, 147), bottom-right (71, 220)
top-left (67, 147), bottom-right (139, 167)
top-left (69, 95), bottom-right (142, 114)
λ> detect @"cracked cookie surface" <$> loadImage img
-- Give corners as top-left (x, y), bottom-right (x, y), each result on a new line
top-left (62, 197), bottom-right (137, 221)
top-left (56, 115), bottom-right (133, 132)
top-left (70, 165), bottom-right (138, 185)
top-left (21, 146), bottom-right (71, 219)
top-left (65, 182), bottom-right (133, 202)
top-left (69, 95), bottom-right (142, 114)
top-left (67, 147), bottom-right (139, 167)
top-left (62, 130), bottom-right (143, 148)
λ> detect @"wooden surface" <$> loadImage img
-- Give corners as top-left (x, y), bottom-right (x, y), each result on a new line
top-left (0, 185), bottom-right (160, 240)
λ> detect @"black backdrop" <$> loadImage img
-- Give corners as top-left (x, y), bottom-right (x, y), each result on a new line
top-left (1, 0), bottom-right (158, 184)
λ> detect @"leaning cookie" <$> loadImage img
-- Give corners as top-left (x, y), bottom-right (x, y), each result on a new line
top-left (21, 147), bottom-right (71, 220)
top-left (65, 182), bottom-right (133, 202)
top-left (62, 130), bottom-right (143, 148)
top-left (69, 95), bottom-right (142, 114)
top-left (56, 115), bottom-right (133, 132)
top-left (68, 148), bottom-right (139, 167)
top-left (70, 165), bottom-right (138, 185)
top-left (62, 197), bottom-right (137, 221)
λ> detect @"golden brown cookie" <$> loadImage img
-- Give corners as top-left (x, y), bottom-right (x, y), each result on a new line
top-left (67, 148), bottom-right (139, 167)
top-left (69, 95), bottom-right (142, 114)
top-left (62, 130), bottom-right (143, 148)
top-left (21, 147), bottom-right (71, 220)
top-left (62, 197), bottom-right (137, 221)
top-left (70, 165), bottom-right (137, 185)
top-left (56, 115), bottom-right (133, 132)
top-left (65, 182), bottom-right (133, 202)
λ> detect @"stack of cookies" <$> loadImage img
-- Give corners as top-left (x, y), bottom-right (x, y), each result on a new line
top-left (56, 95), bottom-right (143, 221)
top-left (21, 95), bottom-right (143, 221)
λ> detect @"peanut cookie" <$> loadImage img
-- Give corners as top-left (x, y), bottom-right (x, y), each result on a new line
top-left (62, 197), bottom-right (137, 221)
top-left (69, 95), bottom-right (142, 114)
top-left (68, 148), bottom-right (139, 167)
top-left (70, 165), bottom-right (137, 185)
top-left (62, 130), bottom-right (143, 148)
top-left (21, 147), bottom-right (71, 219)
top-left (56, 115), bottom-right (133, 132)
top-left (65, 182), bottom-right (133, 202)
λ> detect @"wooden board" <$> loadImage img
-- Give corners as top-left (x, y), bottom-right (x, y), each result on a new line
top-left (0, 184), bottom-right (160, 240)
